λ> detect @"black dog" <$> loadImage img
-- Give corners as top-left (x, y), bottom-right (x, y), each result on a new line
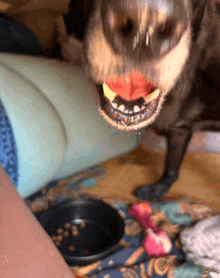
top-left (67, 0), bottom-right (220, 201)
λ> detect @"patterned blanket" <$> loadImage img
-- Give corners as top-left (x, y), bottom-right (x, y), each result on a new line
top-left (25, 173), bottom-right (219, 278)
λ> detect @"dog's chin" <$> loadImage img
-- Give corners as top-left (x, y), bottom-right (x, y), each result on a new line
top-left (96, 84), bottom-right (164, 131)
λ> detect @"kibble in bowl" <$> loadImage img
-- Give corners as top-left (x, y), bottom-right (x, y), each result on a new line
top-left (37, 198), bottom-right (124, 266)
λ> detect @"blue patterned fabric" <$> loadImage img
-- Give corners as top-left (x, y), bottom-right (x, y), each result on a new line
top-left (83, 200), bottom-right (203, 278)
top-left (0, 100), bottom-right (18, 187)
top-left (26, 177), bottom-right (217, 278)
top-left (72, 199), bottom-right (215, 278)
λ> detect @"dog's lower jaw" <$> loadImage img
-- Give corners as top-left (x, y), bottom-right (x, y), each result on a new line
top-left (98, 93), bottom-right (165, 131)
top-left (134, 173), bottom-right (178, 201)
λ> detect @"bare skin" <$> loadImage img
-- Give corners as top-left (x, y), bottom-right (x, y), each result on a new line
top-left (0, 164), bottom-right (75, 278)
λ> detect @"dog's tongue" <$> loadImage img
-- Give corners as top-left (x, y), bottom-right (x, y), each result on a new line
top-left (106, 72), bottom-right (154, 101)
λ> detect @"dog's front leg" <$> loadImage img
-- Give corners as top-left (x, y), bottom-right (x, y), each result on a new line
top-left (135, 124), bottom-right (192, 201)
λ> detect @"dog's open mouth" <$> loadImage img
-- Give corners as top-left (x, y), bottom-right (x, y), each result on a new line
top-left (98, 72), bottom-right (161, 130)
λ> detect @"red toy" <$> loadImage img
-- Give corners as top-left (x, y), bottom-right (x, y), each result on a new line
top-left (129, 202), bottom-right (172, 257)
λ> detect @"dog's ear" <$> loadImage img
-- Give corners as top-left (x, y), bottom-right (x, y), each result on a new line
top-left (191, 0), bottom-right (219, 42)
top-left (65, 0), bottom-right (95, 40)
top-left (191, 0), bottom-right (209, 41)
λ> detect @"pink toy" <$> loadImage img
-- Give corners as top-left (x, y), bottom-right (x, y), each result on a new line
top-left (129, 202), bottom-right (172, 257)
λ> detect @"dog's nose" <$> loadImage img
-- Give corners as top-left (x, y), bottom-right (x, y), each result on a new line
top-left (101, 0), bottom-right (188, 59)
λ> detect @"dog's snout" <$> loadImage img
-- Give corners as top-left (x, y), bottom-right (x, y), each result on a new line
top-left (101, 0), bottom-right (188, 60)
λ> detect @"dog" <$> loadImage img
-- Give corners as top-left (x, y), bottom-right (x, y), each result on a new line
top-left (67, 0), bottom-right (220, 201)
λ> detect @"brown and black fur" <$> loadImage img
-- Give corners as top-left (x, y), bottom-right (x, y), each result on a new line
top-left (67, 0), bottom-right (220, 200)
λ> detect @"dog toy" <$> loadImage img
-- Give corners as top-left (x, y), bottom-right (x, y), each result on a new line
top-left (129, 202), bottom-right (172, 257)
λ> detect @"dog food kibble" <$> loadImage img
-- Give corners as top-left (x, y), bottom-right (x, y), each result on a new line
top-left (71, 225), bottom-right (78, 231)
top-left (57, 235), bottom-right (63, 241)
top-left (64, 222), bottom-right (71, 229)
top-left (68, 246), bottom-right (75, 253)
top-left (57, 228), bottom-right (64, 234)
top-left (55, 241), bottom-right (61, 247)
top-left (64, 230), bottom-right (69, 237)
top-left (51, 235), bottom-right (57, 242)
top-left (80, 221), bottom-right (86, 229)
top-left (71, 225), bottom-right (79, 236)
top-left (72, 230), bottom-right (79, 237)
top-left (82, 250), bottom-right (90, 255)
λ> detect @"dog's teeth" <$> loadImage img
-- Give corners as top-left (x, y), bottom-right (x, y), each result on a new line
top-left (103, 83), bottom-right (117, 102)
top-left (133, 105), bottom-right (140, 113)
top-left (118, 105), bottom-right (125, 112)
top-left (112, 103), bottom-right (117, 109)
top-left (143, 88), bottom-right (160, 104)
top-left (141, 105), bottom-right (146, 111)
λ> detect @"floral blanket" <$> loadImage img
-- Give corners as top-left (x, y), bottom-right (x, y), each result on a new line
top-left (25, 173), bottom-right (219, 278)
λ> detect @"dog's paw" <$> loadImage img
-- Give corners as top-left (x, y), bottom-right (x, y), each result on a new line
top-left (134, 183), bottom-right (170, 201)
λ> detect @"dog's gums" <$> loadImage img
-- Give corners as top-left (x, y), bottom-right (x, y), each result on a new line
top-left (104, 72), bottom-right (155, 101)
top-left (103, 83), bottom-right (160, 105)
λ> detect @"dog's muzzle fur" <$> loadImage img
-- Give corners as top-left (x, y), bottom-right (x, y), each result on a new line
top-left (83, 0), bottom-right (192, 131)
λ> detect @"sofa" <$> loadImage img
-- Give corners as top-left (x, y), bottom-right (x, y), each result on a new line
top-left (0, 53), bottom-right (139, 198)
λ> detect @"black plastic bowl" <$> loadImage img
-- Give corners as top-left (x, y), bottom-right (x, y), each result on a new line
top-left (37, 198), bottom-right (124, 266)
